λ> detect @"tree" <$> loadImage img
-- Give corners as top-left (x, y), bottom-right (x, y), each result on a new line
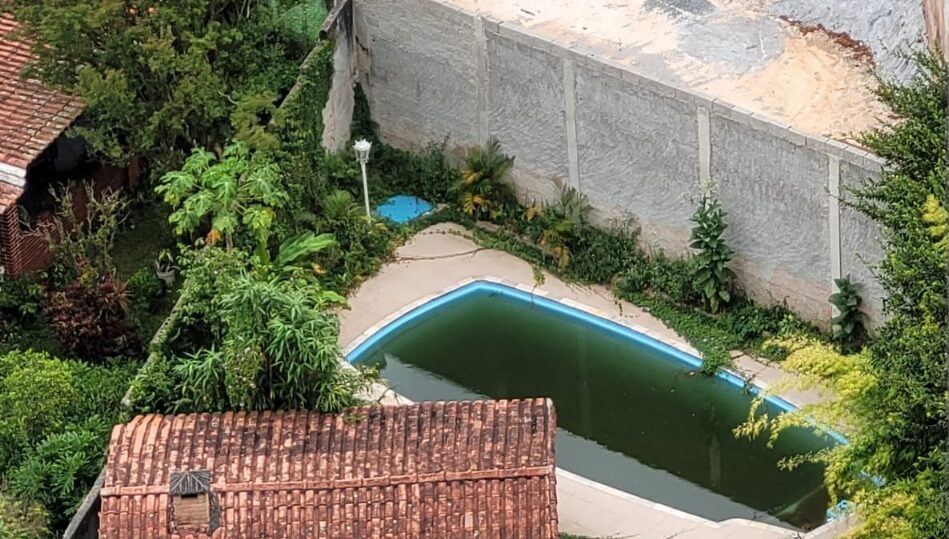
top-left (156, 141), bottom-right (288, 258)
top-left (6, 0), bottom-right (304, 174)
top-left (737, 50), bottom-right (948, 538)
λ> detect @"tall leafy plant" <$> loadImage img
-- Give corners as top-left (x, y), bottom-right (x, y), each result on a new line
top-left (157, 141), bottom-right (288, 258)
top-left (689, 196), bottom-right (734, 313)
top-left (828, 276), bottom-right (868, 354)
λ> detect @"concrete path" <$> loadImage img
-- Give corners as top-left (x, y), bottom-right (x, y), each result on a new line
top-left (339, 223), bottom-right (846, 538)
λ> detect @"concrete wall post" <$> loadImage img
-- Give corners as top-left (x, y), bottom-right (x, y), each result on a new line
top-left (563, 57), bottom-right (580, 190)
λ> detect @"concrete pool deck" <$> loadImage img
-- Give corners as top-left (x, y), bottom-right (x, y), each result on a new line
top-left (339, 223), bottom-right (849, 538)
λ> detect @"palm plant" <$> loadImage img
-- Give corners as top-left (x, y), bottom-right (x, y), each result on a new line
top-left (322, 189), bottom-right (364, 223)
top-left (536, 186), bottom-right (590, 269)
top-left (457, 137), bottom-right (515, 220)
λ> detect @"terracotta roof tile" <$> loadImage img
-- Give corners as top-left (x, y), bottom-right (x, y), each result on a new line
top-left (0, 13), bottom-right (82, 171)
top-left (100, 400), bottom-right (559, 539)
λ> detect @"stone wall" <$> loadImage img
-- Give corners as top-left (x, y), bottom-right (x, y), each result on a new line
top-left (354, 0), bottom-right (886, 325)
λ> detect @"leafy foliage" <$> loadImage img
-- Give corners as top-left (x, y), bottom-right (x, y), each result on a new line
top-left (172, 265), bottom-right (374, 413)
top-left (921, 194), bottom-right (947, 256)
top-left (126, 268), bottom-right (165, 313)
top-left (6, 0), bottom-right (306, 174)
top-left (157, 141), bottom-right (288, 257)
top-left (44, 276), bottom-right (141, 361)
top-left (0, 492), bottom-right (48, 539)
top-left (744, 50), bottom-right (948, 537)
top-left (689, 196), bottom-right (734, 313)
top-left (828, 276), bottom-right (868, 354)
top-left (0, 275), bottom-right (43, 322)
top-left (7, 419), bottom-right (107, 530)
top-left (0, 351), bottom-right (77, 463)
top-left (38, 184), bottom-right (128, 288)
top-left (457, 138), bottom-right (516, 220)
top-left (532, 186), bottom-right (590, 269)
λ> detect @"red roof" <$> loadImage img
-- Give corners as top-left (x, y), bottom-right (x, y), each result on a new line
top-left (0, 13), bottom-right (82, 171)
top-left (99, 400), bottom-right (559, 539)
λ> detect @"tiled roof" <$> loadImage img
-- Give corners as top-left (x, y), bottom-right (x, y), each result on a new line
top-left (100, 400), bottom-right (559, 539)
top-left (0, 13), bottom-right (82, 171)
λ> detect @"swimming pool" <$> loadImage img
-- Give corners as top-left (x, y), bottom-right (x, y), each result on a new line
top-left (348, 281), bottom-right (837, 530)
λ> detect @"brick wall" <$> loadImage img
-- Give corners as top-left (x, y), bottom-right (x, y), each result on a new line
top-left (2, 165), bottom-right (129, 278)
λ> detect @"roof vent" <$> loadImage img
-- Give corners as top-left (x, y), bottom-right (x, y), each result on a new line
top-left (170, 470), bottom-right (214, 531)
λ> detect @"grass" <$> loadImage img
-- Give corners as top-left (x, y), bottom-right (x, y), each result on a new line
top-left (112, 199), bottom-right (180, 344)
top-left (113, 200), bottom-right (176, 281)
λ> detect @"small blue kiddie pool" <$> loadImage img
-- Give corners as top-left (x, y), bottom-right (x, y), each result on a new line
top-left (375, 195), bottom-right (434, 224)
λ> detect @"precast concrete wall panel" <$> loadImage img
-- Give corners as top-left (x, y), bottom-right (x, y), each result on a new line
top-left (574, 64), bottom-right (698, 252)
top-left (360, 0), bottom-right (479, 149)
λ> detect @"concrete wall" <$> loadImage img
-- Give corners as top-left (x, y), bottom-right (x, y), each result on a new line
top-left (321, 0), bottom-right (355, 151)
top-left (354, 0), bottom-right (885, 325)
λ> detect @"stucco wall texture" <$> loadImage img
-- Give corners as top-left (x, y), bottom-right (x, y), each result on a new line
top-left (354, 0), bottom-right (885, 325)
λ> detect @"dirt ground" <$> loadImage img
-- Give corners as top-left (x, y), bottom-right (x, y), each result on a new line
top-left (451, 0), bottom-right (891, 141)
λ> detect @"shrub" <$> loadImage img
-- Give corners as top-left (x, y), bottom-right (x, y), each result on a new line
top-left (44, 276), bottom-right (141, 361)
top-left (648, 253), bottom-right (696, 305)
top-left (38, 184), bottom-right (128, 289)
top-left (828, 276), bottom-right (868, 354)
top-left (126, 268), bottom-right (164, 312)
top-left (568, 226), bottom-right (641, 284)
top-left (66, 361), bottom-right (136, 424)
top-left (0, 352), bottom-right (77, 454)
top-left (125, 356), bottom-right (178, 415)
top-left (619, 263), bottom-right (651, 294)
top-left (172, 268), bottom-right (375, 413)
top-left (7, 419), bottom-right (107, 530)
top-left (689, 196), bottom-right (734, 313)
top-left (724, 301), bottom-right (787, 343)
top-left (0, 492), bottom-right (48, 539)
top-left (0, 275), bottom-right (43, 322)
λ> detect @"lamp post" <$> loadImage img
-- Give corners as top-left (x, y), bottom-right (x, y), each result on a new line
top-left (353, 139), bottom-right (372, 223)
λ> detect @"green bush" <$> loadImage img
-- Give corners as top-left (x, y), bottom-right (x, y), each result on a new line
top-left (647, 253), bottom-right (696, 305)
top-left (125, 356), bottom-right (178, 415)
top-left (724, 301), bottom-right (788, 343)
top-left (0, 275), bottom-right (43, 322)
top-left (66, 361), bottom-right (137, 424)
top-left (126, 268), bottom-right (164, 312)
top-left (0, 492), bottom-right (48, 539)
top-left (567, 226), bottom-right (641, 284)
top-left (7, 420), bottom-right (107, 531)
top-left (0, 352), bottom-right (77, 455)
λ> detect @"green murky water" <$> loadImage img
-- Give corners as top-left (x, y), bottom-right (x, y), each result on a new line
top-left (356, 289), bottom-right (835, 530)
